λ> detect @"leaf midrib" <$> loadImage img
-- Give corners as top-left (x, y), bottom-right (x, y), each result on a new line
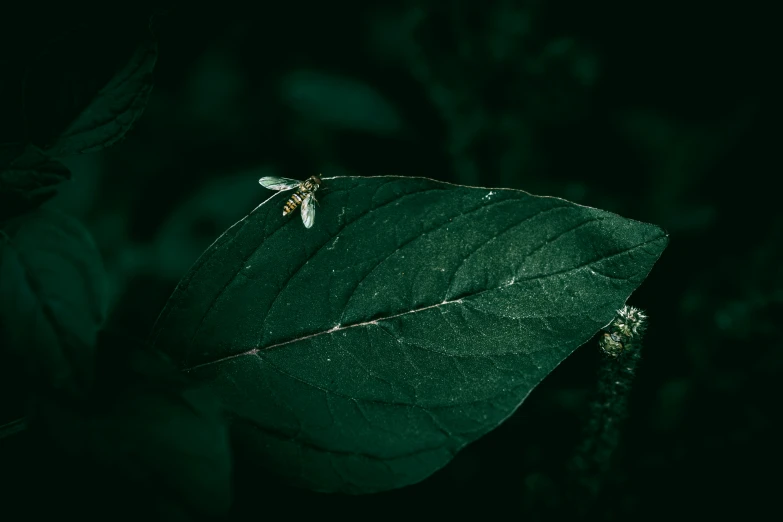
top-left (183, 234), bottom-right (666, 372)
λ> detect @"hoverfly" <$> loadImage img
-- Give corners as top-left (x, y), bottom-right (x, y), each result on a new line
top-left (258, 174), bottom-right (322, 228)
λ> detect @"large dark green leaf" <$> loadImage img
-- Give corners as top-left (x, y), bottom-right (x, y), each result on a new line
top-left (150, 175), bottom-right (668, 493)
top-left (0, 208), bottom-right (107, 393)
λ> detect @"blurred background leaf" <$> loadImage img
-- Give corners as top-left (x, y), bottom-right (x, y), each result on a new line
top-left (3, 332), bottom-right (232, 521)
top-left (281, 70), bottom-right (404, 134)
top-left (0, 4), bottom-right (157, 149)
top-left (41, 33), bottom-right (158, 157)
top-left (0, 208), bottom-right (107, 398)
top-left (0, 143), bottom-right (71, 220)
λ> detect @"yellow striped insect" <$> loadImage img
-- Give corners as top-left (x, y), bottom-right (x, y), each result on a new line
top-left (258, 175), bottom-right (321, 228)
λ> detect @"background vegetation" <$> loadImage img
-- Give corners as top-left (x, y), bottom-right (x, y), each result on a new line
top-left (1, 1), bottom-right (779, 520)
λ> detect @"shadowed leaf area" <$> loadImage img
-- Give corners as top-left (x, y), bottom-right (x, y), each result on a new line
top-left (3, 332), bottom-right (232, 521)
top-left (151, 175), bottom-right (667, 493)
top-left (29, 31), bottom-right (157, 157)
top-left (0, 208), bottom-right (107, 395)
top-left (0, 144), bottom-right (71, 221)
top-left (0, 6), bottom-right (157, 154)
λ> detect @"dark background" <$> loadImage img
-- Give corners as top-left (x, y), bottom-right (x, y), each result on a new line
top-left (1, 1), bottom-right (780, 520)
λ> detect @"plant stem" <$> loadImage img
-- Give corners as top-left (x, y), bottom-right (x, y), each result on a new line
top-left (567, 344), bottom-right (643, 516)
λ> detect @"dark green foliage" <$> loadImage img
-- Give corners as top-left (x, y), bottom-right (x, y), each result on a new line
top-left (2, 1), bottom-right (774, 519)
top-left (0, 208), bottom-right (107, 394)
top-left (0, 14), bottom-right (158, 401)
top-left (0, 144), bottom-right (71, 221)
top-left (281, 71), bottom-right (404, 134)
top-left (151, 175), bottom-right (667, 493)
top-left (19, 333), bottom-right (232, 520)
top-left (2, 7), bottom-right (158, 155)
top-left (39, 34), bottom-right (157, 157)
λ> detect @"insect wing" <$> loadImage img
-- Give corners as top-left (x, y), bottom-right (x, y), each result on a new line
top-left (301, 193), bottom-right (316, 228)
top-left (258, 176), bottom-right (301, 191)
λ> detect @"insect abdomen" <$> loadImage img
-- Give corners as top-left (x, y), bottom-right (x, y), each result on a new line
top-left (283, 191), bottom-right (305, 215)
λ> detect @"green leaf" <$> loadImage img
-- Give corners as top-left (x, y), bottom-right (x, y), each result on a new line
top-left (150, 176), bottom-right (668, 493)
top-left (0, 208), bottom-right (107, 393)
top-left (0, 143), bottom-right (71, 221)
top-left (41, 33), bottom-right (158, 157)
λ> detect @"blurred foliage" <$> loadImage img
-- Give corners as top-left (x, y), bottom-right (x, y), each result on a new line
top-left (4, 332), bottom-right (232, 520)
top-left (0, 207), bottom-right (107, 396)
top-left (1, 0), bottom-right (780, 519)
top-left (0, 143), bottom-right (70, 220)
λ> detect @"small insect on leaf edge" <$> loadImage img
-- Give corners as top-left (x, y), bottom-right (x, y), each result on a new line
top-left (259, 175), bottom-right (322, 228)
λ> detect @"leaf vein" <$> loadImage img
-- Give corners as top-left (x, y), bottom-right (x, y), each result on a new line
top-left (338, 196), bottom-right (525, 326)
top-left (444, 202), bottom-right (572, 299)
top-left (184, 232), bottom-right (664, 370)
top-left (259, 187), bottom-right (449, 344)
